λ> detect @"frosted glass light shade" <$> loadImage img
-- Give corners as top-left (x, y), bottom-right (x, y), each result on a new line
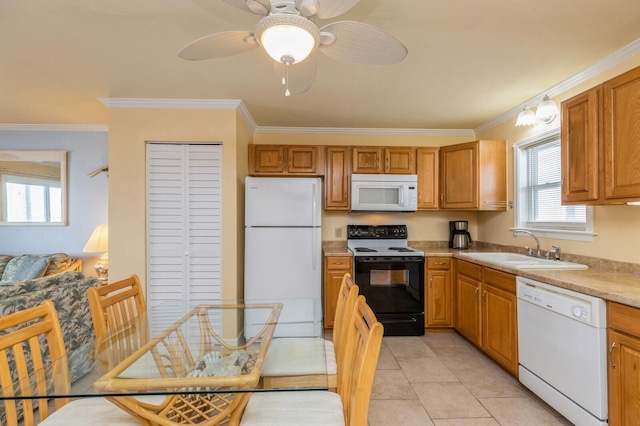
top-left (255, 14), bottom-right (319, 63)
top-left (516, 107), bottom-right (537, 126)
top-left (536, 95), bottom-right (558, 124)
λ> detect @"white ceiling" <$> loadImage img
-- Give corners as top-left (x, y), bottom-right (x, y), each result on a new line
top-left (2, 0), bottom-right (640, 130)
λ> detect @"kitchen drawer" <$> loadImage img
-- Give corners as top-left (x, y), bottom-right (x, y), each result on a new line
top-left (609, 301), bottom-right (640, 338)
top-left (483, 267), bottom-right (515, 294)
top-left (325, 256), bottom-right (352, 270)
top-left (427, 257), bottom-right (451, 270)
top-left (457, 259), bottom-right (482, 280)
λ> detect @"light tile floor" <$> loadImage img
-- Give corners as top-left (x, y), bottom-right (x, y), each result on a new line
top-left (369, 331), bottom-right (573, 426)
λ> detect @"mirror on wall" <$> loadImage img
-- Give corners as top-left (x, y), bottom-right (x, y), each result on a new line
top-left (0, 151), bottom-right (67, 226)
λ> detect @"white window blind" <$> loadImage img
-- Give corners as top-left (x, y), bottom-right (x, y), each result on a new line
top-left (146, 143), bottom-right (223, 334)
top-left (514, 129), bottom-right (593, 240)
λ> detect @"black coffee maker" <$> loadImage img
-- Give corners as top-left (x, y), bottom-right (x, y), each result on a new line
top-left (449, 220), bottom-right (473, 249)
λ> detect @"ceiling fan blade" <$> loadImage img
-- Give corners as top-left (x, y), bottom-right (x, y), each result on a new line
top-left (319, 21), bottom-right (407, 65)
top-left (315, 0), bottom-right (360, 19)
top-left (273, 55), bottom-right (317, 94)
top-left (222, 0), bottom-right (270, 16)
top-left (178, 31), bottom-right (257, 60)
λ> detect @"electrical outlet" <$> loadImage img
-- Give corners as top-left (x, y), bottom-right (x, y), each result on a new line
top-left (335, 227), bottom-right (342, 238)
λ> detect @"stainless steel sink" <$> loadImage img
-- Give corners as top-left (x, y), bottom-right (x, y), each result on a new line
top-left (460, 252), bottom-right (588, 270)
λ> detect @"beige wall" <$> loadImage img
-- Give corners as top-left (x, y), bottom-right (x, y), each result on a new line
top-left (476, 55), bottom-right (640, 264)
top-left (107, 108), bottom-right (248, 298)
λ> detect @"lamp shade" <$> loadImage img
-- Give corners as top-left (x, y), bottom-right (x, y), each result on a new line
top-left (255, 14), bottom-right (320, 63)
top-left (516, 107), bottom-right (537, 126)
top-left (536, 95), bottom-right (559, 124)
top-left (83, 224), bottom-right (108, 253)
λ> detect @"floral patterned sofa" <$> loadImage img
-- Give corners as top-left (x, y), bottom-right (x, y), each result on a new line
top-left (0, 254), bottom-right (98, 382)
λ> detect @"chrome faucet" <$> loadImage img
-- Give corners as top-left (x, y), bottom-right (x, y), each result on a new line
top-left (513, 229), bottom-right (541, 257)
top-left (544, 245), bottom-right (561, 261)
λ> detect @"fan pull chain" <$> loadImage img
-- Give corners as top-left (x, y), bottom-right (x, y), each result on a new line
top-left (285, 62), bottom-right (291, 97)
top-left (281, 55), bottom-right (293, 97)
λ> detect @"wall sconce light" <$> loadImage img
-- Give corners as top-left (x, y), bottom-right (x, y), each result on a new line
top-left (516, 107), bottom-right (538, 126)
top-left (83, 224), bottom-right (108, 285)
top-left (515, 95), bottom-right (559, 126)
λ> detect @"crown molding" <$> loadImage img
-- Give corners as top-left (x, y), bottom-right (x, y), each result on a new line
top-left (475, 36), bottom-right (640, 135)
top-left (255, 126), bottom-right (476, 137)
top-left (0, 124), bottom-right (108, 132)
top-left (98, 98), bottom-right (243, 109)
top-left (98, 98), bottom-right (258, 132)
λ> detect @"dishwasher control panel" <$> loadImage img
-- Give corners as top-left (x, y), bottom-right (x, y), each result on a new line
top-left (516, 276), bottom-right (606, 328)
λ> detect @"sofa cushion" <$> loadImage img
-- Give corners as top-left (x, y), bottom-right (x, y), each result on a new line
top-left (1, 255), bottom-right (50, 281)
top-left (0, 255), bottom-right (13, 277)
top-left (43, 253), bottom-right (73, 276)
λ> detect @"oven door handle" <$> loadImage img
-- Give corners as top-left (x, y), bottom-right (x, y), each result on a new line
top-left (379, 318), bottom-right (418, 324)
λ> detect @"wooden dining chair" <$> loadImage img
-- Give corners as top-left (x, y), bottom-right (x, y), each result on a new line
top-left (260, 273), bottom-right (359, 389)
top-left (87, 274), bottom-right (147, 370)
top-left (0, 300), bottom-right (139, 426)
top-left (238, 295), bottom-right (384, 426)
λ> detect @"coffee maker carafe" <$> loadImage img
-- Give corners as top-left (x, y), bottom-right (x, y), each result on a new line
top-left (449, 220), bottom-right (473, 249)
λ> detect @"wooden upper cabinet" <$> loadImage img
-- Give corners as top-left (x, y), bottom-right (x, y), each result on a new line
top-left (249, 145), bottom-right (324, 176)
top-left (250, 145), bottom-right (285, 174)
top-left (352, 147), bottom-right (382, 173)
top-left (325, 146), bottom-right (351, 210)
top-left (384, 147), bottom-right (415, 174)
top-left (416, 147), bottom-right (439, 209)
top-left (603, 66), bottom-right (640, 203)
top-left (440, 140), bottom-right (506, 210)
top-left (352, 146), bottom-right (415, 174)
top-left (561, 86), bottom-right (601, 204)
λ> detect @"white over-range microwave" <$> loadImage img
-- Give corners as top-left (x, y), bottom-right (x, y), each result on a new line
top-left (350, 174), bottom-right (418, 212)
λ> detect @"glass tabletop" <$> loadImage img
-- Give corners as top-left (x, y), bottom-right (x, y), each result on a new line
top-left (1, 298), bottom-right (328, 401)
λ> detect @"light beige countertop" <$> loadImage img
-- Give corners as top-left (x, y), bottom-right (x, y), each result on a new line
top-left (323, 240), bottom-right (640, 310)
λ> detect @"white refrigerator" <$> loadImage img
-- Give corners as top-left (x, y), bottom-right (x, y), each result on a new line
top-left (244, 176), bottom-right (323, 338)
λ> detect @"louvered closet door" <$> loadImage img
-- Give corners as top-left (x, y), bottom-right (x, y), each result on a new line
top-left (146, 143), bottom-right (222, 335)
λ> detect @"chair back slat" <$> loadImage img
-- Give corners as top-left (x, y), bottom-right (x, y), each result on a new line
top-left (333, 273), bottom-right (359, 371)
top-left (0, 300), bottom-right (71, 425)
top-left (88, 275), bottom-right (147, 371)
top-left (337, 296), bottom-right (384, 426)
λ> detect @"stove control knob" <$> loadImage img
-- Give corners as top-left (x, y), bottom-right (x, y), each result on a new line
top-left (572, 306), bottom-right (583, 318)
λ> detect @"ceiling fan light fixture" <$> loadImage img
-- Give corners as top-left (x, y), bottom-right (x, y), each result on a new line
top-left (516, 107), bottom-right (538, 126)
top-left (255, 14), bottom-right (320, 63)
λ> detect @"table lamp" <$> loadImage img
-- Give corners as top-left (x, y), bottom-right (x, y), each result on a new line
top-left (83, 224), bottom-right (108, 285)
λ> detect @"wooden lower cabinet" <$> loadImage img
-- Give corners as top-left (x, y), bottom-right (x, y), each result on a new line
top-left (425, 257), bottom-right (452, 328)
top-left (455, 261), bottom-right (482, 345)
top-left (323, 255), bottom-right (352, 329)
top-left (455, 260), bottom-right (518, 376)
top-left (608, 301), bottom-right (640, 425)
top-left (482, 268), bottom-right (518, 375)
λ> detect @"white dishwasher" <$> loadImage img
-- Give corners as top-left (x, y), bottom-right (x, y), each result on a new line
top-left (516, 276), bottom-right (607, 426)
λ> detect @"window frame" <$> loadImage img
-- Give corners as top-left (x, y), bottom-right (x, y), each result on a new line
top-left (513, 128), bottom-right (595, 242)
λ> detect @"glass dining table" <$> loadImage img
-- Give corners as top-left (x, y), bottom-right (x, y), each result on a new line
top-left (2, 298), bottom-right (328, 425)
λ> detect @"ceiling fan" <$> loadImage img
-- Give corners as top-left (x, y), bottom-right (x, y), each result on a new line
top-left (178, 0), bottom-right (408, 96)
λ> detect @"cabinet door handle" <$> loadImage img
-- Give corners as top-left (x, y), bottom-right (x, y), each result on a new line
top-left (482, 290), bottom-right (487, 305)
top-left (429, 277), bottom-right (433, 288)
top-left (610, 342), bottom-right (617, 369)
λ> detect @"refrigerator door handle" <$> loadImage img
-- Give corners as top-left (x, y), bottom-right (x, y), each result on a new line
top-left (312, 182), bottom-right (318, 228)
top-left (312, 229), bottom-right (318, 271)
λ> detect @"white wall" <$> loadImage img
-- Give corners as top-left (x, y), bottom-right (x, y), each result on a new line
top-left (0, 129), bottom-right (108, 276)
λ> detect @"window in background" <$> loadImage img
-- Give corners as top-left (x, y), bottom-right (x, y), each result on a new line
top-left (514, 129), bottom-right (594, 241)
top-left (3, 176), bottom-right (62, 222)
